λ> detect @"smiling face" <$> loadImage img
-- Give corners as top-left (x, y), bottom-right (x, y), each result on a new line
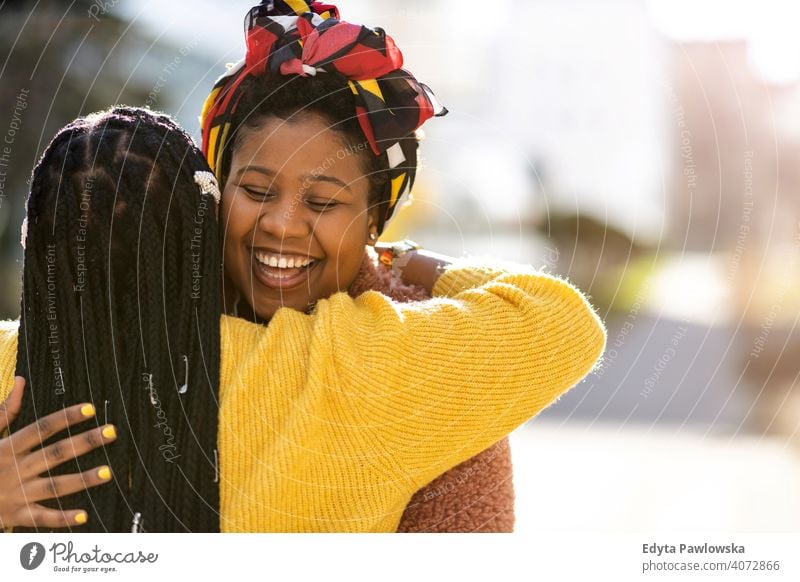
top-left (221, 112), bottom-right (380, 321)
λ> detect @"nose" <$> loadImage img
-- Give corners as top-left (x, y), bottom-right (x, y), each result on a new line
top-left (256, 192), bottom-right (311, 240)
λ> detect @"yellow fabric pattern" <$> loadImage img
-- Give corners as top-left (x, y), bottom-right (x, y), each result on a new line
top-left (389, 174), bottom-right (404, 208)
top-left (206, 124), bottom-right (220, 173)
top-left (353, 78), bottom-right (385, 102)
top-left (0, 262), bottom-right (606, 532)
top-left (0, 321), bottom-right (17, 445)
top-left (285, 0), bottom-right (311, 15)
top-left (199, 86), bottom-right (221, 131)
top-left (0, 321), bottom-right (16, 403)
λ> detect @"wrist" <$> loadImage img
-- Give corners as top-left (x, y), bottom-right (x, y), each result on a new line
top-left (377, 239), bottom-right (421, 278)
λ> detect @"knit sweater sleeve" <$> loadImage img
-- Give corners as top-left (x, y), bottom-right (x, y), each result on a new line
top-left (311, 260), bottom-right (606, 489)
top-left (0, 321), bottom-right (18, 400)
top-left (0, 320), bottom-right (19, 439)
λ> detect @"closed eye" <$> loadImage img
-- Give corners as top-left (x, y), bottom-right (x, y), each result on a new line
top-left (307, 199), bottom-right (339, 211)
top-left (241, 187), bottom-right (275, 201)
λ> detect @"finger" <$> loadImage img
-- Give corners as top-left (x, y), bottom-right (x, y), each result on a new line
top-left (24, 465), bottom-right (114, 503)
top-left (0, 377), bottom-right (26, 432)
top-left (9, 402), bottom-right (98, 454)
top-left (20, 424), bottom-right (117, 478)
top-left (11, 504), bottom-right (90, 529)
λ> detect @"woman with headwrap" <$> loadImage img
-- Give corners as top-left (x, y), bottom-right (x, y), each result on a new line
top-left (200, 0), bottom-right (515, 532)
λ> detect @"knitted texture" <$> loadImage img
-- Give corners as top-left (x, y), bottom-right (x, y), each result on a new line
top-left (347, 250), bottom-right (515, 533)
top-left (398, 438), bottom-right (514, 532)
top-left (1, 262), bottom-right (606, 532)
top-left (215, 260), bottom-right (606, 532)
top-left (0, 321), bottom-right (17, 440)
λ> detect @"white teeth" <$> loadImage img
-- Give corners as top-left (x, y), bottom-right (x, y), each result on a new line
top-left (254, 251), bottom-right (314, 269)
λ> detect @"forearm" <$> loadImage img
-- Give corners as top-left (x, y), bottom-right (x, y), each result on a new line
top-left (396, 249), bottom-right (454, 295)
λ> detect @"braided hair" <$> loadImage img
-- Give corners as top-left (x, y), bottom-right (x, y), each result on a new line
top-left (12, 107), bottom-right (221, 532)
top-left (217, 72), bottom-right (420, 235)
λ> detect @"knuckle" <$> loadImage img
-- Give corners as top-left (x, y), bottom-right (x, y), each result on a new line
top-left (47, 442), bottom-right (65, 461)
top-left (85, 430), bottom-right (100, 448)
top-left (43, 478), bottom-right (59, 498)
top-left (37, 417), bottom-right (53, 437)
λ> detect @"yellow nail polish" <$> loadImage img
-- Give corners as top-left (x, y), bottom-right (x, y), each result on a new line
top-left (74, 512), bottom-right (88, 525)
top-left (102, 425), bottom-right (116, 439)
top-left (80, 404), bottom-right (95, 417)
top-left (98, 466), bottom-right (112, 481)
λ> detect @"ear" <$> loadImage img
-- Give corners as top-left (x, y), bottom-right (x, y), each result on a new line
top-left (366, 206), bottom-right (380, 246)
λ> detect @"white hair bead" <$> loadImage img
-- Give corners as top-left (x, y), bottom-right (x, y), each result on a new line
top-left (194, 171), bottom-right (221, 205)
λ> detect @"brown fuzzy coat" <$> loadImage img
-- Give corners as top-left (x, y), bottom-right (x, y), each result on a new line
top-left (347, 251), bottom-right (515, 532)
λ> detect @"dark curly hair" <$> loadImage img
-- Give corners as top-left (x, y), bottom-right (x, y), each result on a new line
top-left (13, 106), bottom-right (221, 532)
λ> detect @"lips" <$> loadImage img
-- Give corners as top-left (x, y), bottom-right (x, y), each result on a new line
top-left (249, 248), bottom-right (319, 290)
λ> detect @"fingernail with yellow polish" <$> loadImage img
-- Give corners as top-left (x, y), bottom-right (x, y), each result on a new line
top-left (98, 466), bottom-right (112, 481)
top-left (102, 425), bottom-right (116, 439)
top-left (80, 404), bottom-right (95, 418)
top-left (74, 512), bottom-right (88, 525)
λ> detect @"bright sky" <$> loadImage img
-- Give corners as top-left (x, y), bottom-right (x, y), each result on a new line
top-left (114, 0), bottom-right (253, 62)
top-left (647, 0), bottom-right (800, 84)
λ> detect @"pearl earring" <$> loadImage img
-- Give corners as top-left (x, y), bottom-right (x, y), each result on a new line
top-left (369, 232), bottom-right (377, 241)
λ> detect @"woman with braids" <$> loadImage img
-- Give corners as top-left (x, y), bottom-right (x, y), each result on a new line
top-left (0, 5), bottom-right (606, 533)
top-left (1, 107), bottom-right (222, 532)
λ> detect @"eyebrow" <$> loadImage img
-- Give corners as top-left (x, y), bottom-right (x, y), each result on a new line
top-left (235, 165), bottom-right (276, 179)
top-left (236, 165), bottom-right (352, 194)
top-left (300, 173), bottom-right (351, 194)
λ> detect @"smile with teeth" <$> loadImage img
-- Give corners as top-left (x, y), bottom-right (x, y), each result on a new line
top-left (253, 251), bottom-right (316, 280)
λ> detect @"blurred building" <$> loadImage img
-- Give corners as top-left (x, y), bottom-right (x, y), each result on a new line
top-left (0, 3), bottom-right (214, 319)
top-left (667, 39), bottom-right (800, 253)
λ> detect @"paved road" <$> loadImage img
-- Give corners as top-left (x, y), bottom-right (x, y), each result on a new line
top-left (509, 422), bottom-right (800, 532)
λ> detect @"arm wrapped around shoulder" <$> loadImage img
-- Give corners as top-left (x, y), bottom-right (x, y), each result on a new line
top-left (322, 260), bottom-right (606, 488)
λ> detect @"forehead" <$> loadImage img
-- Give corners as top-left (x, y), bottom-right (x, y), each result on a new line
top-left (233, 113), bottom-right (367, 178)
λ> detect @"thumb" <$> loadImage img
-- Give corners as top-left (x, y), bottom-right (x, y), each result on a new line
top-left (0, 376), bottom-right (25, 432)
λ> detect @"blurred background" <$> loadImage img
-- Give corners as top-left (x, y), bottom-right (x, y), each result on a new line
top-left (1, 0), bottom-right (799, 531)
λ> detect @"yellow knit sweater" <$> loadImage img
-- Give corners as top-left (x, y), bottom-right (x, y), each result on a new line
top-left (0, 261), bottom-right (605, 532)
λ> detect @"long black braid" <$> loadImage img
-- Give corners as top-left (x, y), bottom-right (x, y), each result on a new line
top-left (12, 107), bottom-right (221, 532)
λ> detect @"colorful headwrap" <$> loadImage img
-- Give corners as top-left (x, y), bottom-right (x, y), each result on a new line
top-left (200, 0), bottom-right (447, 233)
